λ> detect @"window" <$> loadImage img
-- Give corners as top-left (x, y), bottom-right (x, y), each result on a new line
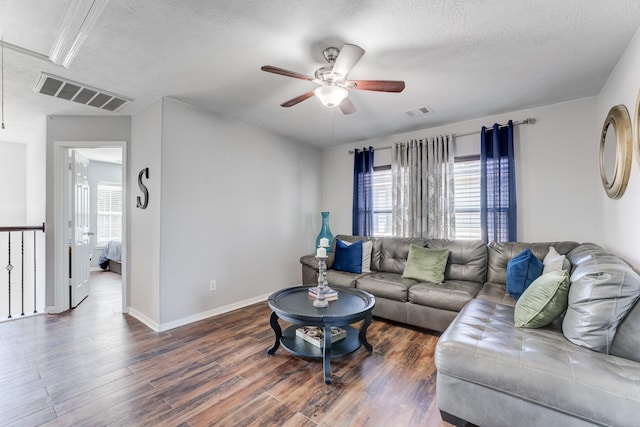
top-left (454, 156), bottom-right (481, 240)
top-left (371, 159), bottom-right (480, 239)
top-left (372, 166), bottom-right (392, 236)
top-left (97, 182), bottom-right (122, 244)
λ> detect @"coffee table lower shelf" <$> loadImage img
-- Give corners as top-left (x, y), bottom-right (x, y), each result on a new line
top-left (281, 325), bottom-right (360, 359)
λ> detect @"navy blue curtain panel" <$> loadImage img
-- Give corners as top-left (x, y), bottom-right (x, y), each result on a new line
top-left (352, 147), bottom-right (375, 236)
top-left (480, 120), bottom-right (517, 242)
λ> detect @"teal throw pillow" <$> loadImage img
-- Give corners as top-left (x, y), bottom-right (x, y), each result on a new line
top-left (506, 248), bottom-right (543, 299)
top-left (332, 239), bottom-right (363, 274)
top-left (515, 270), bottom-right (570, 328)
top-left (402, 244), bottom-right (449, 284)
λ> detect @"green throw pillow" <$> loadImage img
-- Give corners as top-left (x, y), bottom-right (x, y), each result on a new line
top-left (402, 244), bottom-right (449, 284)
top-left (514, 270), bottom-right (570, 328)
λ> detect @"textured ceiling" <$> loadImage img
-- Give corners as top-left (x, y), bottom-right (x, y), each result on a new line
top-left (1, 0), bottom-right (640, 147)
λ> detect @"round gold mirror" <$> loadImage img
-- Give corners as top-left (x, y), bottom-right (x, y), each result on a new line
top-left (635, 90), bottom-right (640, 167)
top-left (600, 105), bottom-right (632, 199)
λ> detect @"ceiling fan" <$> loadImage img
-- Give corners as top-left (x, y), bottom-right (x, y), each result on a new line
top-left (261, 43), bottom-right (405, 114)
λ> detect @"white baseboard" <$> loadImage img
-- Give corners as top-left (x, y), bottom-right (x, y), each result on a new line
top-left (127, 307), bottom-right (161, 331)
top-left (127, 292), bottom-right (272, 333)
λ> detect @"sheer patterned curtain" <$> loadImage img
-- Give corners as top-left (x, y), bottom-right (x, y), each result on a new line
top-left (391, 135), bottom-right (455, 238)
top-left (481, 121), bottom-right (516, 242)
top-left (352, 147), bottom-right (374, 236)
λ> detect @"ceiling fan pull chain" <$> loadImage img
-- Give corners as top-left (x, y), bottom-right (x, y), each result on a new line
top-left (330, 106), bottom-right (334, 142)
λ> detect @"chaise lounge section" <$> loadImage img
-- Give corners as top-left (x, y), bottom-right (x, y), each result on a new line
top-left (435, 242), bottom-right (640, 426)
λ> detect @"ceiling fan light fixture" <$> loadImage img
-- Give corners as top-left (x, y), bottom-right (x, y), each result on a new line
top-left (314, 85), bottom-right (348, 108)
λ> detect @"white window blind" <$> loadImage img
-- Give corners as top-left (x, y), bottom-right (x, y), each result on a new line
top-left (454, 157), bottom-right (481, 240)
top-left (97, 182), bottom-right (122, 244)
top-left (373, 167), bottom-right (392, 236)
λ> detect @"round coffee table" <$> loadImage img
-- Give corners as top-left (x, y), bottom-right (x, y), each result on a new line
top-left (267, 285), bottom-right (375, 384)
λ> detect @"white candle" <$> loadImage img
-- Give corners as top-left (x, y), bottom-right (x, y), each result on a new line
top-left (316, 247), bottom-right (327, 258)
top-left (319, 238), bottom-right (329, 248)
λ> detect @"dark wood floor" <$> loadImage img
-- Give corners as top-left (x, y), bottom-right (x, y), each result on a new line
top-left (0, 271), bottom-right (453, 426)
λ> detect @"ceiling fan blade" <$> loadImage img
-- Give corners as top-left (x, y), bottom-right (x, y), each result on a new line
top-left (331, 44), bottom-right (365, 79)
top-left (280, 91), bottom-right (315, 107)
top-left (346, 80), bottom-right (405, 92)
top-left (339, 98), bottom-right (356, 115)
top-left (261, 65), bottom-right (314, 81)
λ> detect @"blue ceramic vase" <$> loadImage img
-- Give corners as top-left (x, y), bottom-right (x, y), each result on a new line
top-left (315, 212), bottom-right (334, 252)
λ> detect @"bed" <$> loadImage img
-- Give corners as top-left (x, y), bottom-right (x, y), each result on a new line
top-left (99, 240), bottom-right (122, 274)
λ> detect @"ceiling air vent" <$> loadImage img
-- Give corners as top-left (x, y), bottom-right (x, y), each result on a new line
top-left (405, 106), bottom-right (431, 118)
top-left (34, 72), bottom-right (132, 112)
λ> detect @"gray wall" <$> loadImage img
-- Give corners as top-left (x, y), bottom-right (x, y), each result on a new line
top-left (129, 98), bottom-right (323, 330)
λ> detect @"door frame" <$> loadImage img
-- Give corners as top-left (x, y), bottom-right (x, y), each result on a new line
top-left (53, 140), bottom-right (128, 313)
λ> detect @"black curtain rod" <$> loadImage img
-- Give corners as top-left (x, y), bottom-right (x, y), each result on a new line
top-left (348, 117), bottom-right (536, 154)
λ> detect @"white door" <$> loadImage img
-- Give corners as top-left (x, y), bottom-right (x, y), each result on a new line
top-left (70, 150), bottom-right (92, 307)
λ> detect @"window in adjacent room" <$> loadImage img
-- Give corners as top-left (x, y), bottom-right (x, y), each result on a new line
top-left (372, 166), bottom-right (392, 237)
top-left (454, 156), bottom-right (481, 240)
top-left (97, 181), bottom-right (122, 245)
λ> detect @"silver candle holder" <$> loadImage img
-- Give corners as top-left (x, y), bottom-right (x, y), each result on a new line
top-left (313, 254), bottom-right (329, 308)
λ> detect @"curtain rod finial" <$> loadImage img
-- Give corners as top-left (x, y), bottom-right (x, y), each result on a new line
top-left (524, 117), bottom-right (536, 125)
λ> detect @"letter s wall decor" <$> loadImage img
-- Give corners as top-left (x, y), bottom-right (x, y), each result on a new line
top-left (137, 167), bottom-right (149, 209)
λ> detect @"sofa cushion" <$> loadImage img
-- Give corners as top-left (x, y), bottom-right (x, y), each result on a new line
top-left (515, 270), bottom-right (570, 328)
top-left (542, 246), bottom-right (570, 274)
top-left (476, 282), bottom-right (516, 307)
top-left (326, 269), bottom-right (363, 287)
top-left (378, 238), bottom-right (429, 274)
top-left (408, 280), bottom-right (482, 312)
top-left (427, 239), bottom-right (487, 283)
top-left (506, 248), bottom-right (543, 299)
top-left (333, 239), bottom-right (362, 273)
top-left (435, 299), bottom-right (640, 427)
top-left (487, 241), bottom-right (579, 285)
top-left (563, 243), bottom-right (640, 354)
top-left (610, 299), bottom-right (640, 363)
top-left (355, 272), bottom-right (417, 301)
top-left (402, 244), bottom-right (449, 284)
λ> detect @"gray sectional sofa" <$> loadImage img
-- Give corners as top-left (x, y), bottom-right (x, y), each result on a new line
top-left (300, 235), bottom-right (495, 332)
top-left (299, 235), bottom-right (640, 426)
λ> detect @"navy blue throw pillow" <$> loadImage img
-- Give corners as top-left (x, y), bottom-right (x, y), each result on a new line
top-left (333, 239), bottom-right (363, 274)
top-left (506, 248), bottom-right (544, 300)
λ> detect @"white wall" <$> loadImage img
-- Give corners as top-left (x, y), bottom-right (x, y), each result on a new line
top-left (597, 28), bottom-right (640, 268)
top-left (0, 141), bottom-right (26, 224)
top-left (45, 115), bottom-right (131, 310)
top-left (322, 97), bottom-right (601, 243)
top-left (130, 100), bottom-right (163, 326)
top-left (128, 98), bottom-right (322, 329)
top-left (25, 120), bottom-right (47, 227)
top-left (0, 119), bottom-right (48, 316)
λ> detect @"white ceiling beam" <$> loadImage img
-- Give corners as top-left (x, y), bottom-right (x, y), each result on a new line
top-left (49, 0), bottom-right (109, 68)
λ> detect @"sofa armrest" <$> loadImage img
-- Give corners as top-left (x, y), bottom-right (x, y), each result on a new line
top-left (299, 253), bottom-right (335, 285)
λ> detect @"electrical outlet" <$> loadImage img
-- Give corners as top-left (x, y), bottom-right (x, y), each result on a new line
top-left (209, 280), bottom-right (217, 291)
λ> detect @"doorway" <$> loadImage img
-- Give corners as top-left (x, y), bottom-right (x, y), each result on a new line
top-left (53, 141), bottom-right (127, 313)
